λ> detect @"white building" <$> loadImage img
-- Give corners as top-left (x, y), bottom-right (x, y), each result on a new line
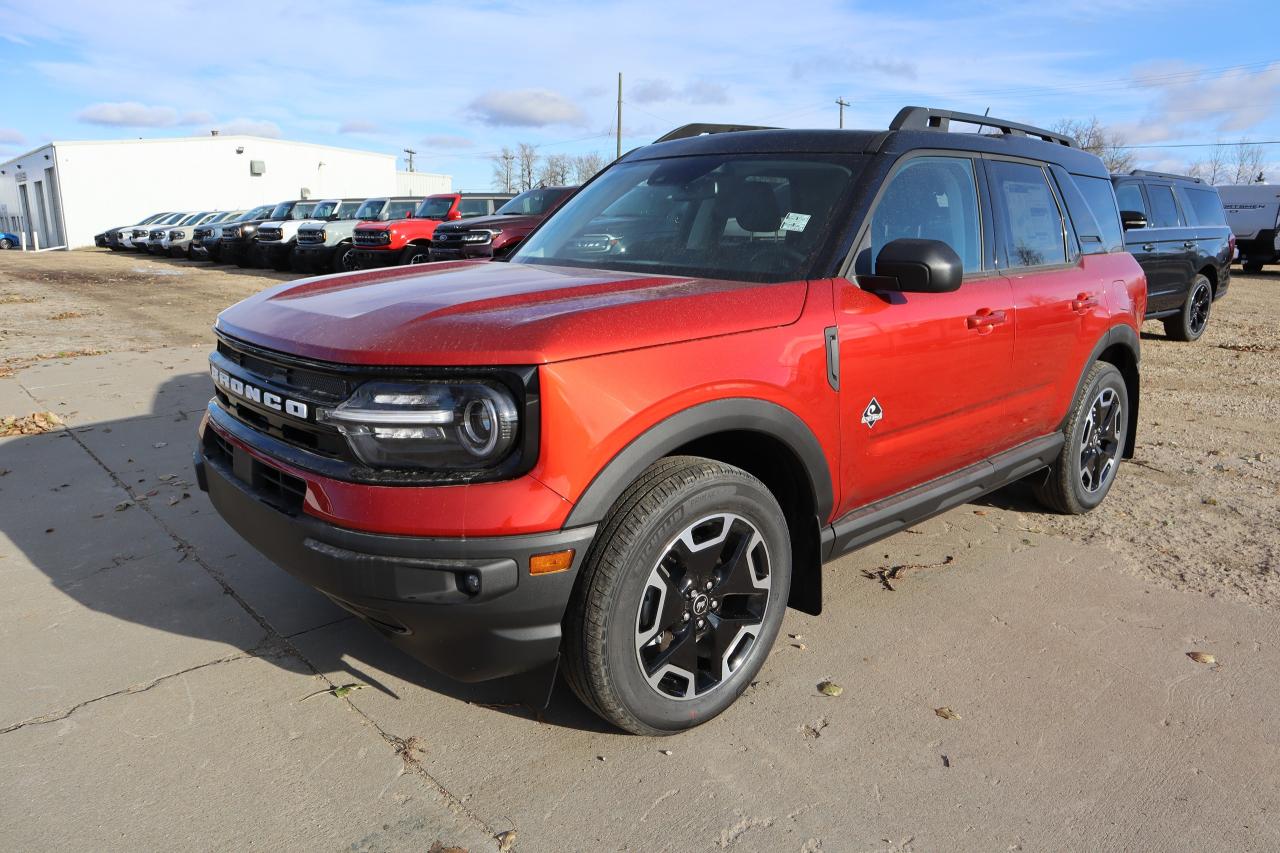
top-left (396, 170), bottom-right (452, 197)
top-left (0, 134), bottom-right (450, 250)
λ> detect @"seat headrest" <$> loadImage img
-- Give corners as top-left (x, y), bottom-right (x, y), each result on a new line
top-left (731, 182), bottom-right (783, 233)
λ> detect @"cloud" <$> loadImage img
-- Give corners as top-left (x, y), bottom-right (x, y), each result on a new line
top-left (467, 89), bottom-right (586, 127)
top-left (626, 78), bottom-right (729, 106)
top-left (338, 119), bottom-right (380, 134)
top-left (0, 128), bottom-right (26, 145)
top-left (77, 101), bottom-right (180, 127)
top-left (684, 80), bottom-right (729, 105)
top-left (220, 118), bottom-right (282, 138)
top-left (422, 134), bottom-right (474, 149)
top-left (1124, 61), bottom-right (1280, 141)
top-left (632, 79), bottom-right (677, 104)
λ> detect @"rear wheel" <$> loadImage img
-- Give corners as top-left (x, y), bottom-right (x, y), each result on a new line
top-left (1162, 274), bottom-right (1212, 341)
top-left (1242, 259), bottom-right (1264, 274)
top-left (563, 457), bottom-right (791, 735)
top-left (0, 238), bottom-right (12, 250)
top-left (400, 244), bottom-right (431, 265)
top-left (1033, 362), bottom-right (1128, 514)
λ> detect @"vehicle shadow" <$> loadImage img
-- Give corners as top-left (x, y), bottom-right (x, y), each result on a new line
top-left (98, 248), bottom-right (306, 283)
top-left (0, 371), bottom-right (608, 733)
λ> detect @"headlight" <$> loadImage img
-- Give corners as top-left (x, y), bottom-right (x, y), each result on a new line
top-left (317, 381), bottom-right (519, 471)
top-left (462, 230), bottom-right (496, 243)
top-left (172, 230), bottom-right (185, 239)
top-left (224, 226), bottom-right (240, 237)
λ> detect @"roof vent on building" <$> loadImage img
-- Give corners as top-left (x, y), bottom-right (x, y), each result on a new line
top-left (211, 130), bottom-right (220, 136)
top-left (249, 160), bottom-right (265, 176)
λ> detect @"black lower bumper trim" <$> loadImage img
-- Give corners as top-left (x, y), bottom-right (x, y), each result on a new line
top-left (194, 425), bottom-right (596, 683)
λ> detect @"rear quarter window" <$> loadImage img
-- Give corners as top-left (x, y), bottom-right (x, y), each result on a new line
top-left (1177, 186), bottom-right (1227, 227)
top-left (1070, 173), bottom-right (1125, 253)
top-left (1146, 184), bottom-right (1183, 228)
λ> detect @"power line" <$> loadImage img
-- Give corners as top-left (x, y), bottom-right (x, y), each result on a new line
top-left (1118, 140), bottom-right (1280, 149)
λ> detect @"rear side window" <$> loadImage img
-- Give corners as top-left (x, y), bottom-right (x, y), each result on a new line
top-left (1177, 187), bottom-right (1227, 227)
top-left (867, 155), bottom-right (983, 273)
top-left (989, 160), bottom-right (1067, 268)
top-left (1114, 183), bottom-right (1146, 218)
top-left (1146, 184), bottom-right (1183, 228)
top-left (1071, 173), bottom-right (1124, 253)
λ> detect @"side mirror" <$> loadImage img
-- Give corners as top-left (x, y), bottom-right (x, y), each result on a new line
top-left (1120, 210), bottom-right (1148, 230)
top-left (866, 238), bottom-right (963, 294)
top-left (447, 210), bottom-right (462, 221)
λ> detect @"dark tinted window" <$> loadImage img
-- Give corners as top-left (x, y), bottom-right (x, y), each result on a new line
top-left (1146, 184), bottom-right (1182, 228)
top-left (1177, 186), bottom-right (1227, 227)
top-left (990, 160), bottom-right (1066, 268)
top-left (459, 198), bottom-right (492, 217)
top-left (497, 189), bottom-right (569, 216)
top-left (1072, 174), bottom-right (1125, 253)
top-left (868, 156), bottom-right (983, 273)
top-left (1114, 183), bottom-right (1146, 217)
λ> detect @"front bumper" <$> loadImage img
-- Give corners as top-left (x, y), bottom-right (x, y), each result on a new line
top-left (430, 242), bottom-right (493, 262)
top-left (351, 247), bottom-right (400, 268)
top-left (292, 242), bottom-right (336, 269)
top-left (258, 241), bottom-right (293, 264)
top-left (194, 413), bottom-right (595, 683)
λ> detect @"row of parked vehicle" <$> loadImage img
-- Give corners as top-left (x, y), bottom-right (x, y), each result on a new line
top-left (95, 185), bottom-right (579, 273)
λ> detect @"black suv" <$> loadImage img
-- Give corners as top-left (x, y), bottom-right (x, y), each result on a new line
top-left (1111, 170), bottom-right (1232, 342)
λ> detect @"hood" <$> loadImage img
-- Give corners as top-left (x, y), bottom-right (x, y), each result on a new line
top-left (216, 261), bottom-right (808, 366)
top-left (437, 213), bottom-right (541, 234)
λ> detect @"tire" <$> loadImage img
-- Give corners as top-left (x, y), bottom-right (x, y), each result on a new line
top-left (1243, 259), bottom-right (1263, 274)
top-left (270, 247), bottom-right (293, 272)
top-left (399, 244), bottom-right (431, 266)
top-left (563, 456), bottom-right (791, 735)
top-left (0, 238), bottom-right (11, 250)
top-left (1033, 362), bottom-right (1128, 515)
top-left (331, 244), bottom-right (357, 274)
top-left (1162, 274), bottom-right (1212, 342)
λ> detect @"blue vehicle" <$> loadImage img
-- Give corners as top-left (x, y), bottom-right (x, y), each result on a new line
top-left (0, 232), bottom-right (18, 250)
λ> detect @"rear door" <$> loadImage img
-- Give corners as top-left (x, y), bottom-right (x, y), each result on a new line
top-left (835, 153), bottom-right (1014, 512)
top-left (1113, 178), bottom-right (1170, 308)
top-left (1141, 180), bottom-right (1197, 312)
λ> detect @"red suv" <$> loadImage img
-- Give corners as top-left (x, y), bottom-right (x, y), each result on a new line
top-left (351, 192), bottom-right (513, 267)
top-left (196, 108), bottom-right (1144, 735)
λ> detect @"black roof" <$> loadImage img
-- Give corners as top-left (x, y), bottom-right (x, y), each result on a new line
top-left (629, 106), bottom-right (1109, 178)
top-left (1114, 169), bottom-right (1204, 185)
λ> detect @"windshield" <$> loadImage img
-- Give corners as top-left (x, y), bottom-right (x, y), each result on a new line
top-left (498, 187), bottom-right (571, 216)
top-left (336, 201), bottom-right (363, 218)
top-left (288, 202), bottom-right (318, 221)
top-left (309, 200), bottom-right (341, 219)
top-left (178, 212), bottom-right (206, 225)
top-left (241, 205), bottom-right (273, 222)
top-left (510, 154), bottom-right (861, 282)
top-left (354, 199), bottom-right (386, 220)
top-left (268, 201), bottom-right (295, 220)
top-left (415, 196), bottom-right (455, 219)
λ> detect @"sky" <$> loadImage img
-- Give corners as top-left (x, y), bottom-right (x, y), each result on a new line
top-left (1, 0), bottom-right (1277, 190)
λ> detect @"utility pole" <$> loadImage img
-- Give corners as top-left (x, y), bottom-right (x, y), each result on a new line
top-left (502, 150), bottom-right (515, 193)
top-left (835, 98), bottom-right (850, 129)
top-left (616, 72), bottom-right (623, 160)
top-left (403, 148), bottom-right (417, 172)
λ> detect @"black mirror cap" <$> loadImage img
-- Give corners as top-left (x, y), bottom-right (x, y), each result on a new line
top-left (869, 238), bottom-right (964, 294)
top-left (1120, 210), bottom-right (1148, 230)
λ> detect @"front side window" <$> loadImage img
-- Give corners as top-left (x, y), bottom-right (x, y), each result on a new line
top-left (511, 153), bottom-right (861, 283)
top-left (497, 188), bottom-right (569, 216)
top-left (866, 155), bottom-right (983, 273)
top-left (1177, 186), bottom-right (1227, 227)
top-left (289, 203), bottom-right (317, 221)
top-left (1113, 183), bottom-right (1146, 219)
top-left (1146, 184), bottom-right (1182, 228)
top-left (990, 160), bottom-right (1067, 268)
top-left (310, 200), bottom-right (340, 219)
top-left (336, 201), bottom-right (363, 218)
top-left (268, 202), bottom-right (294, 220)
top-left (354, 199), bottom-right (386, 221)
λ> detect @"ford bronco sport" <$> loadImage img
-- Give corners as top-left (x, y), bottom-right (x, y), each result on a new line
top-left (351, 192), bottom-right (514, 267)
top-left (1111, 170), bottom-right (1232, 341)
top-left (431, 186), bottom-right (577, 262)
top-left (195, 205), bottom-right (273, 263)
top-left (196, 108), bottom-right (1145, 735)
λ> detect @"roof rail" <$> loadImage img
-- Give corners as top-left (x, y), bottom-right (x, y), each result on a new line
top-left (653, 123), bottom-right (778, 144)
top-left (1129, 169), bottom-right (1202, 183)
top-left (890, 107), bottom-right (1076, 147)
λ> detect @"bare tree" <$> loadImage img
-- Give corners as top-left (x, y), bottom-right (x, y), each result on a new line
top-left (539, 153), bottom-right (573, 186)
top-left (1231, 140), bottom-right (1266, 184)
top-left (1051, 116), bottom-right (1135, 173)
top-left (517, 143), bottom-right (540, 192)
top-left (490, 147), bottom-right (515, 192)
top-left (571, 152), bottom-right (607, 184)
top-left (1188, 143), bottom-right (1229, 184)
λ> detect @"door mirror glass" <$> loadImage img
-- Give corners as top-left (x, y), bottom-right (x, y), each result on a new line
top-left (1120, 210), bottom-right (1148, 230)
top-left (868, 238), bottom-right (963, 293)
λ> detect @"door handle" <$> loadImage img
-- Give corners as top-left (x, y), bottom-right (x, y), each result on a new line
top-left (1183, 241), bottom-right (1196, 249)
top-left (966, 308), bottom-right (1007, 332)
top-left (1142, 243), bottom-right (1156, 252)
top-left (1071, 293), bottom-right (1099, 312)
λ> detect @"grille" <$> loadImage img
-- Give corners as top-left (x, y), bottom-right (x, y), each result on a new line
top-left (297, 229), bottom-right (324, 244)
top-left (353, 230), bottom-right (390, 246)
top-left (203, 428), bottom-right (306, 514)
top-left (257, 227), bottom-right (283, 242)
top-left (149, 230), bottom-right (165, 239)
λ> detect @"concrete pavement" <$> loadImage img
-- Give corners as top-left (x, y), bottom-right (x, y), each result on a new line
top-left (2, 348), bottom-right (1277, 852)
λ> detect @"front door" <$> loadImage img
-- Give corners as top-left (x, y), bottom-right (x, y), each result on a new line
top-left (835, 154), bottom-right (1014, 515)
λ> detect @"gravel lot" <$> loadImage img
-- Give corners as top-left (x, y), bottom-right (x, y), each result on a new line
top-left (1, 248), bottom-right (1278, 852)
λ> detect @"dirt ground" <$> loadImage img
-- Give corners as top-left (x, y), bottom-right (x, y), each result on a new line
top-left (3, 248), bottom-right (1277, 611)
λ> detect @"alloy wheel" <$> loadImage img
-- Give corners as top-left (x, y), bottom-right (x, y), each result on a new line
top-left (1189, 283), bottom-right (1211, 336)
top-left (1079, 387), bottom-right (1123, 493)
top-left (634, 513), bottom-right (770, 700)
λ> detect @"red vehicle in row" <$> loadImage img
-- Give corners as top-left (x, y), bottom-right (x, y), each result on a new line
top-left (196, 108), bottom-right (1145, 735)
top-left (350, 192), bottom-right (513, 267)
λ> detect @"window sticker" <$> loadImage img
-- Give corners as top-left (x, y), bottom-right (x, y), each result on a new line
top-left (780, 212), bottom-right (811, 232)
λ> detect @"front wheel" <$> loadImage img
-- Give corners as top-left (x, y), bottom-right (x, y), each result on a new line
top-left (1033, 362), bottom-right (1128, 514)
top-left (1163, 274), bottom-right (1212, 342)
top-left (399, 244), bottom-right (431, 265)
top-left (331, 244), bottom-right (357, 274)
top-left (0, 238), bottom-right (12, 250)
top-left (563, 457), bottom-right (791, 735)
top-left (1242, 259), bottom-right (1263, 274)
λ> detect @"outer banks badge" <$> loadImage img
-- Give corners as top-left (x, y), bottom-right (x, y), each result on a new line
top-left (861, 397), bottom-right (884, 428)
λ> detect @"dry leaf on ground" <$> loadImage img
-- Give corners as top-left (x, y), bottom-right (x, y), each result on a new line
top-left (934, 707), bottom-right (961, 720)
top-left (496, 829), bottom-right (518, 852)
top-left (0, 411), bottom-right (63, 436)
top-left (1187, 651), bottom-right (1217, 665)
top-left (817, 680), bottom-right (843, 697)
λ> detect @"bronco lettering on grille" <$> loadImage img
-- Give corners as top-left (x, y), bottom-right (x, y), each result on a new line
top-left (210, 363), bottom-right (310, 420)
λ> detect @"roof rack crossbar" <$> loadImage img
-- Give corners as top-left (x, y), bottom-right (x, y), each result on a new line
top-left (1129, 169), bottom-right (1202, 183)
top-left (890, 107), bottom-right (1076, 148)
top-left (653, 123), bottom-right (778, 144)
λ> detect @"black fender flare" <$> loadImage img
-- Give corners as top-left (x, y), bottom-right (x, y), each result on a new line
top-left (1061, 323), bottom-right (1141, 457)
top-left (562, 398), bottom-right (835, 528)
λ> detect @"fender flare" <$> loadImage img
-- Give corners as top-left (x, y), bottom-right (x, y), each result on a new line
top-left (1061, 323), bottom-right (1141, 456)
top-left (563, 398), bottom-right (835, 528)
